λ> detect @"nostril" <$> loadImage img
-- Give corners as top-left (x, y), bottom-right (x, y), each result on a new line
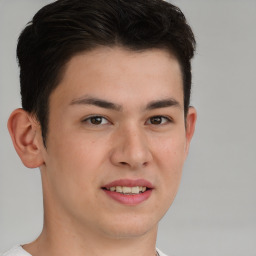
top-left (120, 162), bottom-right (127, 165)
top-left (142, 162), bottom-right (148, 167)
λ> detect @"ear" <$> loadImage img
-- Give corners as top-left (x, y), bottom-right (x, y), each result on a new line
top-left (7, 108), bottom-right (45, 168)
top-left (184, 106), bottom-right (197, 155)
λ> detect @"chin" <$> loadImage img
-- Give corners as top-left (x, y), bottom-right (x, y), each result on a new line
top-left (97, 214), bottom-right (159, 239)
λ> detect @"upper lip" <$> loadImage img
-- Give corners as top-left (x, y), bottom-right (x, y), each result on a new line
top-left (102, 179), bottom-right (154, 189)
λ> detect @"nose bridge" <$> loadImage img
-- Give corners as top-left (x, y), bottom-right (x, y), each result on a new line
top-left (111, 123), bottom-right (152, 168)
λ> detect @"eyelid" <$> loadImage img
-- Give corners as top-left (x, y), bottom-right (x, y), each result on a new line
top-left (81, 114), bottom-right (173, 126)
top-left (82, 115), bottom-right (111, 125)
top-left (145, 115), bottom-right (173, 125)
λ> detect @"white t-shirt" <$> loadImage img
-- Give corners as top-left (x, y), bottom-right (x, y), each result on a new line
top-left (1, 246), bottom-right (31, 256)
top-left (1, 245), bottom-right (168, 256)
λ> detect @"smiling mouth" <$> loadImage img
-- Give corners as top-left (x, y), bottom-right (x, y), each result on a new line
top-left (103, 186), bottom-right (149, 195)
top-left (102, 179), bottom-right (153, 204)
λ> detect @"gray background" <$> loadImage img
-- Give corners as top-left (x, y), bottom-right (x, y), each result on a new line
top-left (0, 0), bottom-right (255, 255)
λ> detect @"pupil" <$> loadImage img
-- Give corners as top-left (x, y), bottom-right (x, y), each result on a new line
top-left (91, 117), bottom-right (102, 124)
top-left (151, 116), bottom-right (161, 124)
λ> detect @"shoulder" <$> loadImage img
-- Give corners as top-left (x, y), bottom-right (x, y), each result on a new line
top-left (1, 246), bottom-right (32, 256)
top-left (156, 248), bottom-right (169, 256)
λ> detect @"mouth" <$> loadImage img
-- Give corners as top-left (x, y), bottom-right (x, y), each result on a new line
top-left (102, 186), bottom-right (149, 195)
top-left (101, 179), bottom-right (153, 205)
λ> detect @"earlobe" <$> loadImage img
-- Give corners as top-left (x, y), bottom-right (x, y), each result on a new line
top-left (7, 108), bottom-right (44, 168)
top-left (184, 106), bottom-right (197, 155)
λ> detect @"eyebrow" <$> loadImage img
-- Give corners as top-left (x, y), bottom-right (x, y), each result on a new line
top-left (70, 96), bottom-right (181, 111)
top-left (145, 98), bottom-right (181, 110)
top-left (70, 96), bottom-right (122, 111)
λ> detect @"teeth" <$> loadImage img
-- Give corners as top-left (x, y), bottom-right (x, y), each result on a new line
top-left (131, 186), bottom-right (139, 194)
top-left (116, 186), bottom-right (122, 193)
top-left (123, 187), bottom-right (132, 193)
top-left (106, 186), bottom-right (147, 194)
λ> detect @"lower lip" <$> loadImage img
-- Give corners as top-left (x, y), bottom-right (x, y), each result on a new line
top-left (103, 189), bottom-right (152, 205)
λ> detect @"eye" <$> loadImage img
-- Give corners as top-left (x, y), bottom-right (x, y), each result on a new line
top-left (146, 116), bottom-right (171, 125)
top-left (83, 116), bottom-right (109, 125)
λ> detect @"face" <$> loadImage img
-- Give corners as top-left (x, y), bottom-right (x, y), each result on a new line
top-left (39, 47), bottom-right (196, 239)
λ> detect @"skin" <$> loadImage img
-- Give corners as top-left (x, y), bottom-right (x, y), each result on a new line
top-left (8, 47), bottom-right (196, 256)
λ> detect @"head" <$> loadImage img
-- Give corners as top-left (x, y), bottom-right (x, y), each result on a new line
top-left (17, 0), bottom-right (195, 145)
top-left (8, 0), bottom-right (197, 241)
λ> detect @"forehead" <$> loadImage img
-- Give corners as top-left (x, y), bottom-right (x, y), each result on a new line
top-left (50, 46), bottom-right (183, 109)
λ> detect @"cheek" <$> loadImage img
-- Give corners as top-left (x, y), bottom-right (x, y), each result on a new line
top-left (152, 134), bottom-right (186, 199)
top-left (43, 133), bottom-right (109, 217)
top-left (51, 136), bottom-right (103, 174)
top-left (155, 133), bottom-right (187, 167)
top-left (45, 131), bottom-right (107, 196)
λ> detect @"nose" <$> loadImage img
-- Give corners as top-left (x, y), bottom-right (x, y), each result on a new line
top-left (110, 125), bottom-right (153, 169)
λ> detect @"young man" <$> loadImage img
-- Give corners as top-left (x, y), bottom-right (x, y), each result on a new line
top-left (4, 0), bottom-right (196, 255)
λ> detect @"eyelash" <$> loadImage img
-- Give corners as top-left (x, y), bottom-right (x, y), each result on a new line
top-left (82, 115), bottom-right (110, 125)
top-left (82, 115), bottom-right (172, 126)
top-left (146, 116), bottom-right (172, 125)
